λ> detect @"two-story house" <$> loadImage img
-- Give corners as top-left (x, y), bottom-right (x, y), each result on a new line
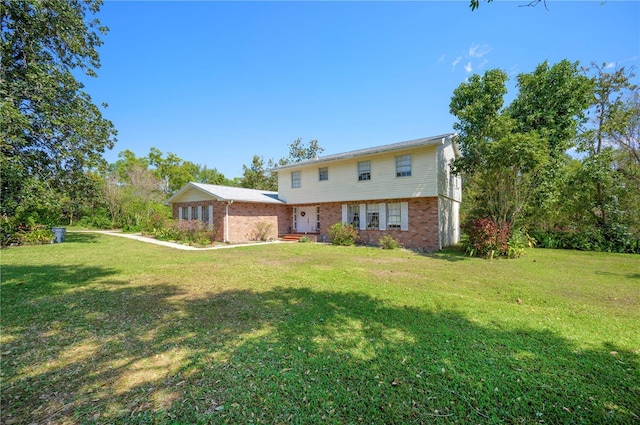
top-left (167, 133), bottom-right (461, 251)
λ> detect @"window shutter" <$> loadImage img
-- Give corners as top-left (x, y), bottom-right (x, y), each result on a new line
top-left (379, 203), bottom-right (387, 231)
top-left (400, 202), bottom-right (409, 231)
top-left (359, 204), bottom-right (367, 230)
top-left (342, 204), bottom-right (348, 224)
top-left (208, 205), bottom-right (214, 230)
top-left (178, 206), bottom-right (182, 221)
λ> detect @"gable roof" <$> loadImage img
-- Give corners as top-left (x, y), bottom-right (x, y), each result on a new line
top-left (271, 133), bottom-right (457, 171)
top-left (167, 182), bottom-right (284, 204)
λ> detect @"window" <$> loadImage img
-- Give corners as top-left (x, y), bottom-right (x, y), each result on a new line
top-left (181, 206), bottom-right (188, 221)
top-left (348, 204), bottom-right (360, 228)
top-left (292, 171), bottom-right (301, 188)
top-left (202, 205), bottom-right (209, 223)
top-left (396, 154), bottom-right (411, 177)
top-left (358, 161), bottom-right (371, 181)
top-left (319, 167), bottom-right (328, 181)
top-left (387, 203), bottom-right (401, 229)
top-left (293, 207), bottom-right (298, 230)
top-left (366, 204), bottom-right (379, 229)
top-left (192, 206), bottom-right (199, 220)
top-left (316, 206), bottom-right (321, 230)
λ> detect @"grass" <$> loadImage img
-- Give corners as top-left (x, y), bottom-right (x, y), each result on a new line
top-left (1, 233), bottom-right (638, 424)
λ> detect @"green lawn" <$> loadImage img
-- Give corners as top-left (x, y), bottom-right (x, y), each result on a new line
top-left (1, 233), bottom-right (638, 424)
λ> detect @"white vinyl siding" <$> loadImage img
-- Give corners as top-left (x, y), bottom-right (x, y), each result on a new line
top-left (277, 146), bottom-right (438, 204)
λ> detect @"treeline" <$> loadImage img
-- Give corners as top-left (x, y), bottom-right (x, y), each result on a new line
top-left (452, 60), bottom-right (639, 256)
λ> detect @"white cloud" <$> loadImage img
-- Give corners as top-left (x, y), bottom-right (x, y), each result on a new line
top-left (468, 43), bottom-right (492, 58)
top-left (464, 62), bottom-right (473, 73)
top-left (605, 62), bottom-right (616, 69)
top-left (452, 56), bottom-right (462, 68)
top-left (438, 54), bottom-right (445, 62)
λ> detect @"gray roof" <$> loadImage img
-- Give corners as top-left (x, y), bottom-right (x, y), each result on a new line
top-left (271, 133), bottom-right (456, 171)
top-left (167, 182), bottom-right (284, 204)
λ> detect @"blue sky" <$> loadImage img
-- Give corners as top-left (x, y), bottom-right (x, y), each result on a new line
top-left (86, 1), bottom-right (640, 179)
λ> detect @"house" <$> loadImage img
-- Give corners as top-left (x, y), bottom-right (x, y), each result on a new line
top-left (168, 134), bottom-right (461, 251)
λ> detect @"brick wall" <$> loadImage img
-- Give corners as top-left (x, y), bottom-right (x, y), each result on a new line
top-left (306, 197), bottom-right (440, 251)
top-left (172, 201), bottom-right (290, 243)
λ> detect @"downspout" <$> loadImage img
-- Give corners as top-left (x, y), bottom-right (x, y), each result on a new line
top-left (225, 200), bottom-right (233, 243)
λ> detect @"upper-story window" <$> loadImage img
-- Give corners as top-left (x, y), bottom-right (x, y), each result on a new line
top-left (291, 171), bottom-right (301, 188)
top-left (358, 161), bottom-right (371, 181)
top-left (396, 154), bottom-right (411, 177)
top-left (319, 167), bottom-right (328, 181)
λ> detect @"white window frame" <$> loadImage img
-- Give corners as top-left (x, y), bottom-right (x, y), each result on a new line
top-left (291, 171), bottom-right (301, 188)
top-left (357, 161), bottom-right (371, 181)
top-left (347, 204), bottom-right (360, 228)
top-left (396, 154), bottom-right (411, 177)
top-left (387, 203), bottom-right (401, 229)
top-left (318, 167), bottom-right (328, 181)
top-left (366, 204), bottom-right (379, 230)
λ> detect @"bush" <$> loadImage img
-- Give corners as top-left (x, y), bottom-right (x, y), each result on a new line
top-left (0, 215), bottom-right (19, 247)
top-left (507, 228), bottom-right (535, 258)
top-left (18, 224), bottom-right (54, 245)
top-left (378, 234), bottom-right (401, 250)
top-left (252, 222), bottom-right (274, 241)
top-left (530, 226), bottom-right (640, 254)
top-left (77, 209), bottom-right (113, 229)
top-left (463, 218), bottom-right (512, 259)
top-left (151, 219), bottom-right (216, 247)
top-left (298, 236), bottom-right (312, 243)
top-left (328, 223), bottom-right (360, 246)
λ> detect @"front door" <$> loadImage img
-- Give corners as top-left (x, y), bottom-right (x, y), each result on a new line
top-left (296, 206), bottom-right (317, 233)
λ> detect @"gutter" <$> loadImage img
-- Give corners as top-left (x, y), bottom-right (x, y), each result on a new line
top-left (225, 200), bottom-right (233, 243)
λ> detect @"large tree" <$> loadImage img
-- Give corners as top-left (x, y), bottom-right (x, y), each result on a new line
top-left (1, 0), bottom-right (116, 223)
top-left (450, 60), bottom-right (593, 229)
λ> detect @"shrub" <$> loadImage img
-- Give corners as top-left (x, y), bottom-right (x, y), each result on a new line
top-left (328, 223), bottom-right (360, 246)
top-left (151, 219), bottom-right (216, 247)
top-left (298, 236), bottom-right (312, 243)
top-left (378, 234), bottom-right (401, 250)
top-left (77, 209), bottom-right (113, 229)
top-left (530, 226), bottom-right (640, 254)
top-left (506, 228), bottom-right (535, 258)
top-left (1, 215), bottom-right (19, 247)
top-left (252, 222), bottom-right (274, 241)
top-left (18, 225), bottom-right (54, 245)
top-left (463, 218), bottom-right (512, 259)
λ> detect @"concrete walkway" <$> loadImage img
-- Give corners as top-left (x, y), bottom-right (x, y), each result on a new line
top-left (70, 230), bottom-right (286, 251)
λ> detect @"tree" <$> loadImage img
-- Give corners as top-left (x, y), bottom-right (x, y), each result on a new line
top-left (1, 0), bottom-right (117, 222)
top-left (574, 64), bottom-right (639, 230)
top-left (450, 60), bottom-right (592, 233)
top-left (240, 155), bottom-right (277, 191)
top-left (470, 0), bottom-right (547, 11)
top-left (240, 138), bottom-right (324, 190)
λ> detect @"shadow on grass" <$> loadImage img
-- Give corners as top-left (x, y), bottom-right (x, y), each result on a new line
top-left (64, 232), bottom-right (102, 244)
top-left (1, 270), bottom-right (638, 424)
top-left (422, 245), bottom-right (470, 262)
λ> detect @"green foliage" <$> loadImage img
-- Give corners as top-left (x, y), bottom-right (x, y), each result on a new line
top-left (0, 215), bottom-right (19, 247)
top-left (252, 222), bottom-right (274, 242)
top-left (298, 236), bottom-right (312, 243)
top-left (531, 226), bottom-right (640, 254)
top-left (378, 234), bottom-right (401, 250)
top-left (1, 0), bottom-right (117, 221)
top-left (151, 219), bottom-right (215, 246)
top-left (77, 209), bottom-right (112, 229)
top-left (328, 222), bottom-right (360, 246)
top-left (18, 225), bottom-right (54, 246)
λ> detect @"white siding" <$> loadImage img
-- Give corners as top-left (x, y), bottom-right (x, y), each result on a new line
top-left (277, 146), bottom-right (439, 204)
top-left (437, 142), bottom-right (462, 203)
top-left (172, 187), bottom-right (217, 203)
